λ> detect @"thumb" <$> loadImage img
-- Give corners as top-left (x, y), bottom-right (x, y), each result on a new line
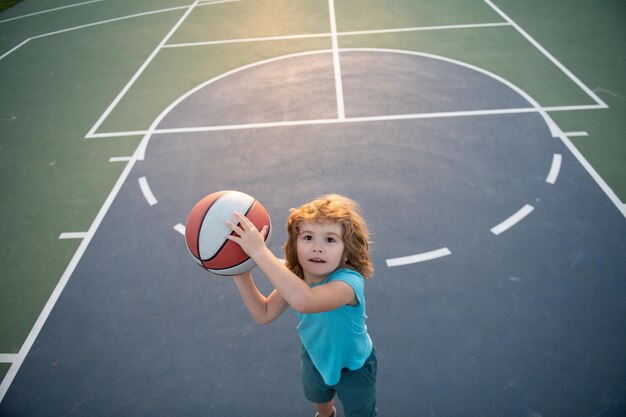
top-left (260, 225), bottom-right (269, 239)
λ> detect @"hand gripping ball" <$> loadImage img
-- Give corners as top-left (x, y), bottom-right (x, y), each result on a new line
top-left (185, 190), bottom-right (272, 275)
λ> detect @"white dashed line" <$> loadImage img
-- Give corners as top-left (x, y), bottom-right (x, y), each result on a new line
top-left (386, 247), bottom-right (452, 267)
top-left (491, 204), bottom-right (535, 235)
top-left (174, 223), bottom-right (186, 235)
top-left (0, 354), bottom-right (17, 363)
top-left (564, 131), bottom-right (589, 137)
top-left (546, 154), bottom-right (562, 184)
top-left (109, 156), bottom-right (133, 162)
top-left (59, 232), bottom-right (88, 240)
top-left (138, 177), bottom-right (157, 206)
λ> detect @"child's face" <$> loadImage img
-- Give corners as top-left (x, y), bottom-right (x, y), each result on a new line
top-left (296, 220), bottom-right (345, 283)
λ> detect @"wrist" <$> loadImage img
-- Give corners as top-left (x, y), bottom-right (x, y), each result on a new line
top-left (249, 243), bottom-right (270, 259)
top-left (232, 271), bottom-right (253, 283)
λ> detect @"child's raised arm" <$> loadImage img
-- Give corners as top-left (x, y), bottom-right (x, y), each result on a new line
top-left (232, 271), bottom-right (289, 325)
top-left (226, 212), bottom-right (356, 314)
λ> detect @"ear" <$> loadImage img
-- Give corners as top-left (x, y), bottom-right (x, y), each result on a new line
top-left (342, 250), bottom-right (350, 266)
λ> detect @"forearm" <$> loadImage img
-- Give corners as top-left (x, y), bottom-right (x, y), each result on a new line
top-left (226, 212), bottom-right (315, 311)
top-left (252, 246), bottom-right (313, 312)
top-left (232, 274), bottom-right (273, 324)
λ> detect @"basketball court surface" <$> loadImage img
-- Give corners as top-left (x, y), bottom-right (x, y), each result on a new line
top-left (1, 1), bottom-right (625, 416)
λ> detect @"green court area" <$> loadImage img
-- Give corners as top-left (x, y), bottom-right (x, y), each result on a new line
top-left (0, 1), bottom-right (23, 14)
top-left (0, 0), bottom-right (624, 390)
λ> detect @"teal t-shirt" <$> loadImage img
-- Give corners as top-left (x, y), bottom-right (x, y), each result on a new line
top-left (295, 268), bottom-right (373, 386)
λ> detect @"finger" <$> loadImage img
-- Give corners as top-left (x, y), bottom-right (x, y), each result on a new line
top-left (234, 211), bottom-right (256, 231)
top-left (260, 225), bottom-right (269, 238)
top-left (232, 211), bottom-right (247, 229)
top-left (225, 220), bottom-right (244, 236)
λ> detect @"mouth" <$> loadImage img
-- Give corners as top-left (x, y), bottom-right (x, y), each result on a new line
top-left (309, 258), bottom-right (326, 263)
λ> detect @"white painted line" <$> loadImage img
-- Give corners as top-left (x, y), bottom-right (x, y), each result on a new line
top-left (483, 0), bottom-right (608, 109)
top-left (339, 22), bottom-right (510, 37)
top-left (0, 354), bottom-right (17, 363)
top-left (59, 232), bottom-right (88, 240)
top-left (0, 157), bottom-right (138, 403)
top-left (386, 247), bottom-right (452, 267)
top-left (132, 47), bottom-right (566, 159)
top-left (90, 107), bottom-right (547, 139)
top-left (93, 105), bottom-right (598, 140)
top-left (174, 223), bottom-right (186, 235)
top-left (542, 112), bottom-right (561, 138)
top-left (328, 0), bottom-right (345, 120)
top-left (0, 6), bottom-right (193, 62)
top-left (85, 1), bottom-right (201, 137)
top-left (108, 156), bottom-right (133, 162)
top-left (134, 49), bottom-right (335, 159)
top-left (27, 7), bottom-right (192, 39)
top-left (0, 39), bottom-right (30, 61)
top-left (491, 204), bottom-right (535, 235)
top-left (546, 154), bottom-right (562, 184)
top-left (164, 32), bottom-right (331, 48)
top-left (90, 130), bottom-right (147, 138)
top-left (564, 131), bottom-right (589, 137)
top-left (138, 177), bottom-right (158, 206)
top-left (0, 2), bottom-right (221, 399)
top-left (544, 105), bottom-right (605, 112)
top-left (153, 107), bottom-right (540, 134)
top-left (558, 133), bottom-right (626, 218)
top-left (197, 0), bottom-right (240, 5)
top-left (164, 22), bottom-right (510, 49)
top-left (0, 0), bottom-right (104, 24)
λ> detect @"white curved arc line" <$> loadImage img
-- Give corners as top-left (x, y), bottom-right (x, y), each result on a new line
top-left (135, 49), bottom-right (333, 160)
top-left (345, 48), bottom-right (559, 136)
top-left (546, 154), bottom-right (562, 184)
top-left (386, 247), bottom-right (452, 267)
top-left (491, 204), bottom-right (535, 235)
top-left (137, 47), bottom-right (550, 160)
top-left (138, 176), bottom-right (158, 206)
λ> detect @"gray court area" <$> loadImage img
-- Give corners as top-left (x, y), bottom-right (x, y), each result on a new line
top-left (1, 51), bottom-right (625, 416)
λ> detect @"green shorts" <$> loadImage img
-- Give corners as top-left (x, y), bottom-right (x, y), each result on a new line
top-left (300, 346), bottom-right (377, 417)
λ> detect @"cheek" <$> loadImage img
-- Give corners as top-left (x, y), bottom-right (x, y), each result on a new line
top-left (333, 245), bottom-right (346, 264)
top-left (295, 242), bottom-right (307, 260)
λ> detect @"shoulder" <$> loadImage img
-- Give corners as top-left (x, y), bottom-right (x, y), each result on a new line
top-left (328, 268), bottom-right (366, 307)
top-left (328, 268), bottom-right (364, 288)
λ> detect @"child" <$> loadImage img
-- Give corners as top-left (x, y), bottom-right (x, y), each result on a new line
top-left (226, 194), bottom-right (377, 417)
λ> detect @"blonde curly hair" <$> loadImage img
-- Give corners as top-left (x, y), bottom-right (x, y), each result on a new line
top-left (283, 194), bottom-right (374, 280)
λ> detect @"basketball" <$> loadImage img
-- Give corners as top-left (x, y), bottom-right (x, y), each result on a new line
top-left (185, 190), bottom-right (272, 275)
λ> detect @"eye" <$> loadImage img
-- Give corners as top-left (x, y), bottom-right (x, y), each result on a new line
top-left (302, 235), bottom-right (313, 241)
top-left (325, 237), bottom-right (336, 243)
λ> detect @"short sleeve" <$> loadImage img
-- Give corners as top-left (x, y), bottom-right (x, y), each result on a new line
top-left (329, 269), bottom-right (365, 306)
